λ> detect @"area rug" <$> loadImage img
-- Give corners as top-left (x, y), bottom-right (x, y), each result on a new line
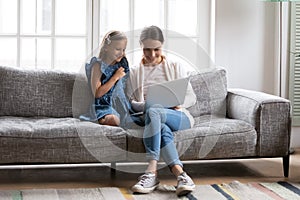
top-left (130, 181), bottom-right (300, 200)
top-left (0, 187), bottom-right (126, 200)
top-left (1, 181), bottom-right (300, 200)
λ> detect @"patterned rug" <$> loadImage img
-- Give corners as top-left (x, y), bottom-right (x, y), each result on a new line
top-left (0, 187), bottom-right (126, 200)
top-left (1, 181), bottom-right (300, 200)
top-left (130, 181), bottom-right (300, 200)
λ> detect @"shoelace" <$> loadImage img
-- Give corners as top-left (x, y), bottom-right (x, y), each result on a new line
top-left (138, 174), bottom-right (154, 186)
top-left (177, 175), bottom-right (188, 184)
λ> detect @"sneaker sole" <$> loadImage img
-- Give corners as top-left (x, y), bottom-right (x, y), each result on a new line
top-left (131, 184), bottom-right (159, 194)
top-left (176, 185), bottom-right (195, 196)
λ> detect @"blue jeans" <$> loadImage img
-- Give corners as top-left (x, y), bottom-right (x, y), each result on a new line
top-left (143, 106), bottom-right (191, 167)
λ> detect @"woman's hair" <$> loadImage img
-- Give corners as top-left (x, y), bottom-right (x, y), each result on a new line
top-left (99, 30), bottom-right (127, 58)
top-left (139, 25), bottom-right (164, 44)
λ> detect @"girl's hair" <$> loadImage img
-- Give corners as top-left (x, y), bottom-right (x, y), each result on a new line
top-left (139, 25), bottom-right (164, 44)
top-left (99, 30), bottom-right (127, 58)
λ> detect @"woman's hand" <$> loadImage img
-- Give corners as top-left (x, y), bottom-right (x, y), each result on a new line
top-left (131, 100), bottom-right (145, 112)
top-left (171, 106), bottom-right (181, 110)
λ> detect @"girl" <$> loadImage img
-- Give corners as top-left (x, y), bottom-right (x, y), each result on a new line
top-left (80, 31), bottom-right (130, 126)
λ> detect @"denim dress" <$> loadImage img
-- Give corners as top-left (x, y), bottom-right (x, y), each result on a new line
top-left (80, 56), bottom-right (132, 126)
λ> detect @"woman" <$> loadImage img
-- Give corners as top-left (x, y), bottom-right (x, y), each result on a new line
top-left (80, 31), bottom-right (130, 126)
top-left (127, 26), bottom-right (197, 196)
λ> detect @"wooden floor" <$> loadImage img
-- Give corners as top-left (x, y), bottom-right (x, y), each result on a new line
top-left (0, 148), bottom-right (299, 190)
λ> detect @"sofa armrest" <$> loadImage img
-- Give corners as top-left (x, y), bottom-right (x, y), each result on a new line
top-left (227, 88), bottom-right (291, 157)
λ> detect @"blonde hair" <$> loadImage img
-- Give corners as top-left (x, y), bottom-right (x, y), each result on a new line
top-left (98, 31), bottom-right (127, 59)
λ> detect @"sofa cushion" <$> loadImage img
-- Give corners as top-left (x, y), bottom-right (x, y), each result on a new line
top-left (188, 68), bottom-right (227, 118)
top-left (175, 115), bottom-right (257, 160)
top-left (125, 115), bottom-right (257, 161)
top-left (0, 66), bottom-right (92, 118)
top-left (0, 116), bottom-right (127, 163)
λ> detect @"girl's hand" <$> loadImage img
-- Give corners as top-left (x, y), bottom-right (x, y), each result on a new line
top-left (112, 67), bottom-right (126, 81)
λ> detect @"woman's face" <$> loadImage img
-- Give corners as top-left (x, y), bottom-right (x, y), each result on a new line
top-left (106, 39), bottom-right (127, 65)
top-left (141, 39), bottom-right (162, 65)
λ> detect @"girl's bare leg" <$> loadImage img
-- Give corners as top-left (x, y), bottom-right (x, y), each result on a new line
top-left (98, 114), bottom-right (120, 126)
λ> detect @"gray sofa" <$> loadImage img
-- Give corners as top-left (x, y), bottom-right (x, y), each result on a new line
top-left (0, 65), bottom-right (291, 177)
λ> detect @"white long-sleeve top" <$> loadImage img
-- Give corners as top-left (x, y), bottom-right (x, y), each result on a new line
top-left (126, 57), bottom-right (197, 127)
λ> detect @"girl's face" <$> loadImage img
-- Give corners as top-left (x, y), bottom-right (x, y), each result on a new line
top-left (141, 39), bottom-right (163, 65)
top-left (106, 39), bottom-right (127, 65)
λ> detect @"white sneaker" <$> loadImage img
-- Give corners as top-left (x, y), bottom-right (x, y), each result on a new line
top-left (176, 172), bottom-right (195, 196)
top-left (131, 172), bottom-right (160, 194)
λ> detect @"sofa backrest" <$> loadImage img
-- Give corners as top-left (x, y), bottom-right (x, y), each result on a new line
top-left (188, 68), bottom-right (227, 117)
top-left (0, 65), bottom-right (227, 118)
top-left (0, 66), bottom-right (92, 118)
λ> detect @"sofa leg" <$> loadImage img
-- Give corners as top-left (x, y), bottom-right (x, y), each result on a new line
top-left (110, 162), bottom-right (116, 177)
top-left (282, 155), bottom-right (290, 177)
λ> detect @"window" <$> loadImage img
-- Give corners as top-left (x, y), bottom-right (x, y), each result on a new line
top-left (0, 0), bottom-right (90, 72)
top-left (0, 0), bottom-right (214, 73)
top-left (99, 0), bottom-right (214, 72)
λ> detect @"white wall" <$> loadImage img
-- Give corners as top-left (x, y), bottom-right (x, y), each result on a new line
top-left (214, 0), bottom-right (300, 148)
top-left (215, 0), bottom-right (276, 94)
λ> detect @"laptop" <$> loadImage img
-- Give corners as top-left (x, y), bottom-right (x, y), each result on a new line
top-left (130, 77), bottom-right (190, 116)
top-left (145, 77), bottom-right (190, 108)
